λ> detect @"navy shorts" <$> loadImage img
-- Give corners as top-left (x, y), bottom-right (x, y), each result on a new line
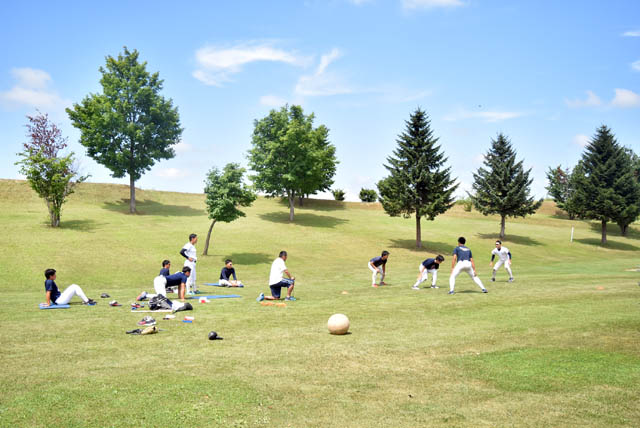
top-left (269, 278), bottom-right (294, 298)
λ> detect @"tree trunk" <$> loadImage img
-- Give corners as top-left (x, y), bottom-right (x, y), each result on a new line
top-left (620, 224), bottom-right (628, 237)
top-left (415, 215), bottom-right (422, 248)
top-left (203, 220), bottom-right (216, 255)
top-left (129, 175), bottom-right (136, 214)
top-left (499, 215), bottom-right (506, 239)
top-left (288, 191), bottom-right (295, 221)
top-left (601, 219), bottom-right (607, 244)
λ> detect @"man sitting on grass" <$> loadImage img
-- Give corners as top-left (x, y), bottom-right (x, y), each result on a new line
top-left (257, 251), bottom-right (296, 302)
top-left (42, 268), bottom-right (96, 306)
top-left (220, 259), bottom-right (243, 287)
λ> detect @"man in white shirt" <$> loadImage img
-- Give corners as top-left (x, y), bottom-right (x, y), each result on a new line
top-left (257, 251), bottom-right (296, 301)
top-left (490, 240), bottom-right (514, 282)
top-left (180, 233), bottom-right (198, 294)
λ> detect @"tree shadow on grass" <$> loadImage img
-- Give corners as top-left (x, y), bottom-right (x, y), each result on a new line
top-left (203, 252), bottom-right (273, 265)
top-left (259, 212), bottom-right (348, 228)
top-left (276, 197), bottom-right (347, 211)
top-left (388, 239), bottom-right (452, 255)
top-left (588, 222), bottom-right (640, 239)
top-left (476, 233), bottom-right (542, 246)
top-left (102, 199), bottom-right (204, 217)
top-left (60, 219), bottom-right (102, 232)
top-left (574, 238), bottom-right (640, 252)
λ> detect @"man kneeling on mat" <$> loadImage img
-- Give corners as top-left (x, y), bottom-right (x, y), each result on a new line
top-left (220, 259), bottom-right (243, 287)
top-left (43, 268), bottom-right (96, 306)
top-left (154, 266), bottom-right (191, 300)
top-left (257, 251), bottom-right (296, 301)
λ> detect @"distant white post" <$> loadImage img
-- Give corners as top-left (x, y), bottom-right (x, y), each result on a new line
top-left (570, 226), bottom-right (574, 243)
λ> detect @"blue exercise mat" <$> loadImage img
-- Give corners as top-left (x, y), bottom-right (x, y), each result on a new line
top-left (185, 294), bottom-right (242, 300)
top-left (203, 282), bottom-right (244, 288)
top-left (39, 303), bottom-right (70, 309)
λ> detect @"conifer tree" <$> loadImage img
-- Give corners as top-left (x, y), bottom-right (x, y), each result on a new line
top-left (377, 108), bottom-right (457, 248)
top-left (616, 151), bottom-right (640, 236)
top-left (470, 133), bottom-right (542, 238)
top-left (571, 127), bottom-right (640, 242)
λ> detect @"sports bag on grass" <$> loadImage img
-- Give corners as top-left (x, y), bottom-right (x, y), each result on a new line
top-left (149, 295), bottom-right (173, 311)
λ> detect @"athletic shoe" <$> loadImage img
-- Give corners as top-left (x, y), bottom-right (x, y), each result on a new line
top-left (84, 299), bottom-right (97, 305)
top-left (482, 289), bottom-right (488, 293)
top-left (109, 300), bottom-right (122, 307)
top-left (430, 285), bottom-right (439, 289)
top-left (138, 316), bottom-right (156, 326)
top-left (508, 278), bottom-right (514, 283)
top-left (131, 303), bottom-right (142, 309)
top-left (285, 296), bottom-right (296, 301)
top-left (411, 286), bottom-right (420, 290)
top-left (100, 293), bottom-right (110, 298)
top-left (448, 291), bottom-right (455, 295)
top-left (491, 277), bottom-right (495, 282)
top-left (136, 291), bottom-right (148, 301)
top-left (256, 293), bottom-right (264, 302)
top-left (372, 284), bottom-right (379, 288)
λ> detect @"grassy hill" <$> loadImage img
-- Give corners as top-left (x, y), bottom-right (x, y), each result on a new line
top-left (0, 179), bottom-right (639, 427)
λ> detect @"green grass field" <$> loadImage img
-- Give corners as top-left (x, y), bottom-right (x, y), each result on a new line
top-left (1, 178), bottom-right (639, 427)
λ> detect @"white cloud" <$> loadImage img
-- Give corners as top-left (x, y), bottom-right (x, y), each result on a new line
top-left (156, 167), bottom-right (190, 178)
top-left (611, 88), bottom-right (640, 108)
top-left (294, 48), bottom-right (353, 96)
top-left (193, 42), bottom-right (308, 86)
top-left (173, 141), bottom-right (192, 154)
top-left (622, 30), bottom-right (640, 37)
top-left (444, 109), bottom-right (524, 122)
top-left (0, 67), bottom-right (68, 111)
top-left (564, 90), bottom-right (602, 108)
top-left (260, 95), bottom-right (288, 107)
top-left (572, 134), bottom-right (590, 147)
top-left (403, 0), bottom-right (464, 9)
top-left (631, 60), bottom-right (640, 72)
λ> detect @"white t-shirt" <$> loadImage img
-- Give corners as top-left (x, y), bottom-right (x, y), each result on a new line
top-left (269, 257), bottom-right (287, 285)
top-left (491, 246), bottom-right (510, 262)
top-left (182, 242), bottom-right (197, 264)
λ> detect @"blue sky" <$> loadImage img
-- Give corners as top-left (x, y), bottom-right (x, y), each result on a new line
top-left (1, 0), bottom-right (639, 201)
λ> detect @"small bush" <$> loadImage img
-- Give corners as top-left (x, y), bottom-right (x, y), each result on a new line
top-left (359, 188), bottom-right (378, 202)
top-left (332, 189), bottom-right (346, 201)
top-left (460, 198), bottom-right (473, 212)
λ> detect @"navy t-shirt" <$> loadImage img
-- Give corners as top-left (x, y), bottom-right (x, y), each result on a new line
top-left (166, 272), bottom-right (188, 287)
top-left (45, 279), bottom-right (61, 303)
top-left (220, 267), bottom-right (237, 281)
top-left (452, 245), bottom-right (473, 262)
top-left (370, 256), bottom-right (387, 267)
top-left (159, 268), bottom-right (170, 277)
top-left (422, 258), bottom-right (440, 270)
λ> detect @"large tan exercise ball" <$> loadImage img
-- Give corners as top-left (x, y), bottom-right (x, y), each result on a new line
top-left (327, 313), bottom-right (350, 335)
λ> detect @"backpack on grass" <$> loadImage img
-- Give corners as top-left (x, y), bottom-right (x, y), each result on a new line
top-left (149, 295), bottom-right (173, 311)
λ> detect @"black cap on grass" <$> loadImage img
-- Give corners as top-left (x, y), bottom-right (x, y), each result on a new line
top-left (208, 331), bottom-right (223, 340)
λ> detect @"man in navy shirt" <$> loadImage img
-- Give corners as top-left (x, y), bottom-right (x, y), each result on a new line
top-left (368, 250), bottom-right (389, 287)
top-left (412, 255), bottom-right (445, 290)
top-left (159, 260), bottom-right (171, 277)
top-left (219, 259), bottom-right (243, 287)
top-left (43, 268), bottom-right (96, 306)
top-left (449, 237), bottom-right (487, 294)
top-left (154, 266), bottom-right (191, 300)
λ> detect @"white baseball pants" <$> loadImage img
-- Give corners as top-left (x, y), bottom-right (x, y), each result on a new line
top-left (449, 261), bottom-right (485, 292)
top-left (54, 284), bottom-right (89, 304)
top-left (368, 263), bottom-right (384, 285)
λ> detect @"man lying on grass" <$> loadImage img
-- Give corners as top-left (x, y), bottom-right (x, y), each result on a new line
top-left (42, 268), bottom-right (96, 306)
top-left (257, 251), bottom-right (296, 302)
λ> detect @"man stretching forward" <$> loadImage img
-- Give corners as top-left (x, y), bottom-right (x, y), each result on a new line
top-left (491, 240), bottom-right (514, 282)
top-left (368, 251), bottom-right (389, 287)
top-left (180, 233), bottom-right (198, 294)
top-left (257, 251), bottom-right (296, 302)
top-left (449, 237), bottom-right (487, 295)
top-left (412, 255), bottom-right (444, 290)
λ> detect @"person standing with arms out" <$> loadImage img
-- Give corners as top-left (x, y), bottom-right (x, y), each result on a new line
top-left (449, 237), bottom-right (487, 295)
top-left (180, 233), bottom-right (198, 294)
top-left (368, 251), bottom-right (389, 288)
top-left (257, 251), bottom-right (296, 302)
top-left (491, 240), bottom-right (514, 282)
top-left (412, 255), bottom-right (444, 290)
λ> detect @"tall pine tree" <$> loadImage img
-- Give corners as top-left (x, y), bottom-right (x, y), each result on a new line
top-left (571, 126), bottom-right (640, 242)
top-left (377, 108), bottom-right (458, 248)
top-left (470, 133), bottom-right (542, 238)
